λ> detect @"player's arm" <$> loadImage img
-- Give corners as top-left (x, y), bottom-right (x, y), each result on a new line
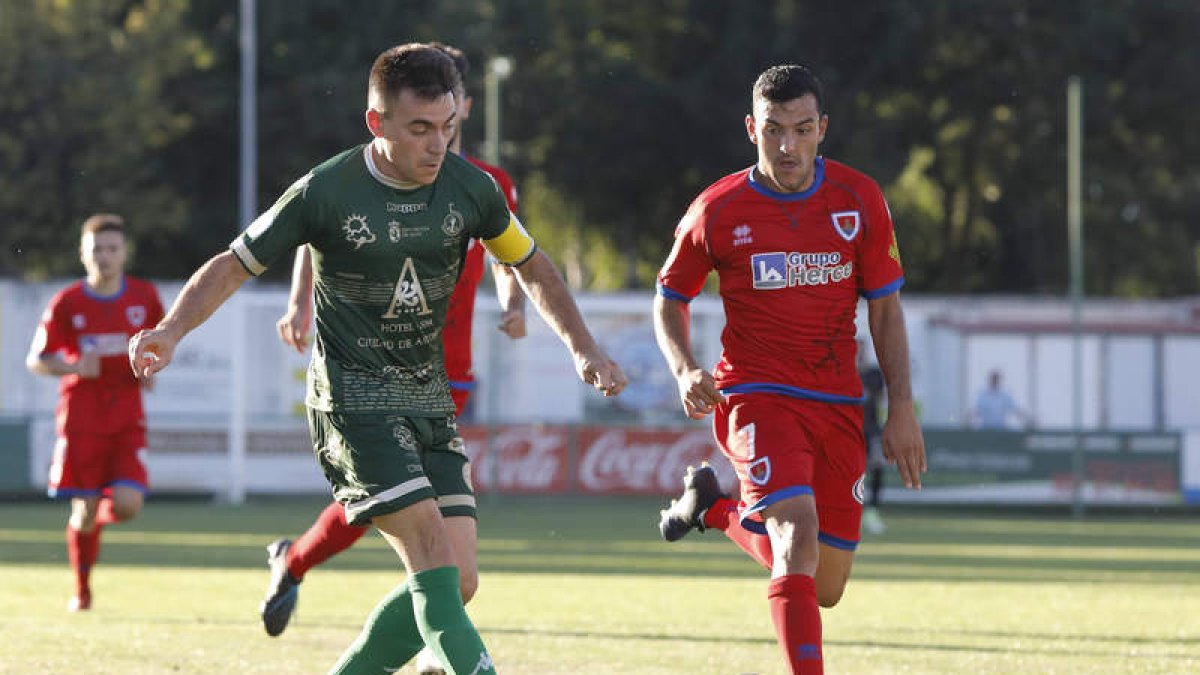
top-left (492, 261), bottom-right (526, 339)
top-left (128, 251), bottom-right (251, 380)
top-left (653, 294), bottom-right (723, 420)
top-left (276, 246), bottom-right (314, 353)
top-left (867, 292), bottom-right (926, 489)
top-left (25, 338), bottom-right (97, 378)
top-left (507, 250), bottom-right (626, 397)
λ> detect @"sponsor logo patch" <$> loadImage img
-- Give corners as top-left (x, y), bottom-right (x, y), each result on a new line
top-left (732, 223), bottom-right (753, 246)
top-left (750, 251), bottom-right (854, 290)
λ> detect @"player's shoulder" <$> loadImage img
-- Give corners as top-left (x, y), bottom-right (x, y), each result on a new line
top-left (822, 158), bottom-right (884, 197)
top-left (688, 167), bottom-right (756, 217)
top-left (50, 280), bottom-right (87, 304)
top-left (302, 145), bottom-right (366, 194)
top-left (123, 275), bottom-right (160, 297)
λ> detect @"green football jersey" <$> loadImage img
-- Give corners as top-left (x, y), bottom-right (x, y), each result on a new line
top-left (231, 145), bottom-right (517, 415)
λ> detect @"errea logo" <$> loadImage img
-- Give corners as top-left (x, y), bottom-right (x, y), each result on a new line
top-left (733, 223), bottom-right (753, 246)
top-left (750, 251), bottom-right (854, 289)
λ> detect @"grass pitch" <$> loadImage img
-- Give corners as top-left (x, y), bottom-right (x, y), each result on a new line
top-left (1, 496), bottom-right (1197, 674)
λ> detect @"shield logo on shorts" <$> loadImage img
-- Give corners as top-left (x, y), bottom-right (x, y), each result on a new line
top-left (747, 456), bottom-right (772, 486)
top-left (852, 473), bottom-right (866, 505)
top-left (831, 211), bottom-right (861, 241)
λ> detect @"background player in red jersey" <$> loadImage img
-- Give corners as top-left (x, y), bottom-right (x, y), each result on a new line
top-left (652, 65), bottom-right (926, 674)
top-left (25, 213), bottom-right (164, 612)
top-left (260, 42), bottom-right (527, 672)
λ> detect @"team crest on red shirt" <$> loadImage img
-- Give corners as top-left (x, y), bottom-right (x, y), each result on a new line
top-left (126, 305), bottom-right (146, 327)
top-left (72, 314), bottom-right (86, 329)
top-left (831, 211), bottom-right (861, 241)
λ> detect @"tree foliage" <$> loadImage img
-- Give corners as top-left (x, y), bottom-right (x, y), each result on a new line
top-left (2, 0), bottom-right (1197, 296)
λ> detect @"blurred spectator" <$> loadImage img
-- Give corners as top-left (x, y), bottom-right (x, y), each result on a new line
top-left (969, 370), bottom-right (1031, 429)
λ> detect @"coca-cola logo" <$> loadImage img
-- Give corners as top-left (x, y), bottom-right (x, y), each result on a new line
top-left (466, 425), bottom-right (569, 493)
top-left (578, 428), bottom-right (731, 494)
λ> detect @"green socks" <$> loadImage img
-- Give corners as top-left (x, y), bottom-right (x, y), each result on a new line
top-left (410, 566), bottom-right (496, 675)
top-left (328, 582), bottom-right (424, 674)
top-left (328, 565), bottom-right (494, 675)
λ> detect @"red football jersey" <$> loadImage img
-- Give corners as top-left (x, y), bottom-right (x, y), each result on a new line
top-left (443, 155), bottom-right (520, 388)
top-left (31, 276), bottom-right (164, 435)
top-left (657, 158), bottom-right (904, 402)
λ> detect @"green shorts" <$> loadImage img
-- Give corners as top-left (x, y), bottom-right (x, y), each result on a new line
top-left (306, 408), bottom-right (475, 526)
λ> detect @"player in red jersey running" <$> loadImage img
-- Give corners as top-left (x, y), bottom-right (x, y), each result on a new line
top-left (259, 42), bottom-right (526, 673)
top-left (26, 213), bottom-right (164, 612)
top-left (653, 65), bottom-right (926, 674)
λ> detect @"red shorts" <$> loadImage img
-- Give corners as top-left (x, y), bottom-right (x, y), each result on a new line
top-left (47, 428), bottom-right (149, 499)
top-left (713, 393), bottom-right (866, 549)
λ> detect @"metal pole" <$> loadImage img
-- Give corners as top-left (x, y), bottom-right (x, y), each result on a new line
top-left (1067, 76), bottom-right (1084, 519)
top-left (484, 56), bottom-right (512, 166)
top-left (228, 0), bottom-right (256, 504)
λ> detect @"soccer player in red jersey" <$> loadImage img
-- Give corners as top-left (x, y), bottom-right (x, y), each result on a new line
top-left (259, 43), bottom-right (527, 671)
top-left (653, 65), bottom-right (926, 674)
top-left (26, 213), bottom-right (164, 612)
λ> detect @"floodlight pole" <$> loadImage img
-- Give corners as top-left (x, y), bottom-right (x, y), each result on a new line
top-left (485, 56), bottom-right (513, 166)
top-left (227, 0), bottom-right (257, 505)
top-left (1067, 76), bottom-right (1085, 519)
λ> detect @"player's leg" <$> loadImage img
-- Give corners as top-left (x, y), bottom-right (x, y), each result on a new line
top-left (412, 515), bottom-right (478, 675)
top-left (809, 403), bottom-right (867, 608)
top-left (65, 494), bottom-right (102, 611)
top-left (323, 412), bottom-right (494, 675)
top-left (260, 500), bottom-right (369, 636)
top-left (761, 493), bottom-right (825, 674)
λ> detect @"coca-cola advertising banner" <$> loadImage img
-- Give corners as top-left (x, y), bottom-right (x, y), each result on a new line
top-left (461, 424), bottom-right (737, 496)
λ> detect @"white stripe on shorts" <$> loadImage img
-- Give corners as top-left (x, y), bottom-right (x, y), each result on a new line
top-left (437, 494), bottom-right (476, 510)
top-left (345, 476), bottom-right (433, 521)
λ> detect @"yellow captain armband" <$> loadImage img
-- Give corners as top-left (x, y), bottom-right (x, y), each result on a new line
top-left (483, 213), bottom-right (537, 265)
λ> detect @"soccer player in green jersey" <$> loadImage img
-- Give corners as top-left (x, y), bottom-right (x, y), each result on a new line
top-left (128, 43), bottom-right (626, 675)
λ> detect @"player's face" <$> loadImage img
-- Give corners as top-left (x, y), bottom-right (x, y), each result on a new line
top-left (369, 88), bottom-right (458, 185)
top-left (80, 230), bottom-right (127, 282)
top-left (746, 93), bottom-right (828, 193)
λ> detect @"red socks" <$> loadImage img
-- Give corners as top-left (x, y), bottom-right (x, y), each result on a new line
top-left (66, 525), bottom-right (102, 595)
top-left (769, 574), bottom-right (823, 674)
top-left (286, 501), bottom-right (369, 580)
top-left (702, 497), bottom-right (774, 570)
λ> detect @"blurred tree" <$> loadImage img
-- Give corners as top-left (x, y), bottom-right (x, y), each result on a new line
top-left (0, 0), bottom-right (203, 279)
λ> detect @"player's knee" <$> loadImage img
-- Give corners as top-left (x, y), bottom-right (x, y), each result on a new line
top-left (111, 501), bottom-right (140, 522)
top-left (817, 584), bottom-right (846, 608)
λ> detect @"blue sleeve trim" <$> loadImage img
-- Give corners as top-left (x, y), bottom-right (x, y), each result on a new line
top-left (739, 485), bottom-right (815, 534)
top-left (721, 383), bottom-right (865, 405)
top-left (448, 379), bottom-right (477, 391)
top-left (861, 276), bottom-right (905, 300)
top-left (109, 479), bottom-right (149, 493)
top-left (656, 281), bottom-right (695, 304)
top-left (47, 487), bottom-right (102, 500)
top-left (818, 532), bottom-right (859, 551)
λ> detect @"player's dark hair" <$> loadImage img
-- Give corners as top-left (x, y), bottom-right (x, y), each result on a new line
top-left (753, 64), bottom-right (825, 114)
top-left (428, 42), bottom-right (469, 81)
top-left (368, 43), bottom-right (460, 107)
top-left (81, 213), bottom-right (125, 238)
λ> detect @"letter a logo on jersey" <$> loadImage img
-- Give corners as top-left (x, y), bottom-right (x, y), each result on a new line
top-left (382, 257), bottom-right (432, 318)
top-left (831, 211), bottom-right (861, 241)
top-left (750, 252), bottom-right (788, 290)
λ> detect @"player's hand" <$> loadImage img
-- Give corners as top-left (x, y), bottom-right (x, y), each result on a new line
top-left (676, 368), bottom-right (725, 420)
top-left (276, 303), bottom-right (313, 353)
top-left (576, 351), bottom-right (627, 397)
top-left (74, 351), bottom-right (100, 379)
top-left (127, 328), bottom-right (178, 382)
top-left (140, 372), bottom-right (156, 393)
top-left (882, 404), bottom-right (926, 489)
top-left (497, 308), bottom-right (527, 339)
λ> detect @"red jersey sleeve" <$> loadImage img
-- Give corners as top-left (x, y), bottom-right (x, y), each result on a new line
top-left (858, 183), bottom-right (905, 299)
top-left (656, 200), bottom-right (713, 302)
top-left (35, 289), bottom-right (75, 357)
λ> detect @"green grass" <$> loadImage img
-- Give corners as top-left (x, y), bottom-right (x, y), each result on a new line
top-left (1, 497), bottom-right (1198, 674)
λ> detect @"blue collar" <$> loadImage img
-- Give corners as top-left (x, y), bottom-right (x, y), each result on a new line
top-left (748, 157), bottom-right (825, 201)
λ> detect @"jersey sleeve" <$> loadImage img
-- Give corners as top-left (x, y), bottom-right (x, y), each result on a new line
top-left (473, 180), bottom-right (536, 265)
top-left (656, 200), bottom-right (713, 303)
top-left (31, 292), bottom-right (73, 357)
top-left (858, 184), bottom-right (905, 299)
top-left (230, 173), bottom-right (316, 276)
